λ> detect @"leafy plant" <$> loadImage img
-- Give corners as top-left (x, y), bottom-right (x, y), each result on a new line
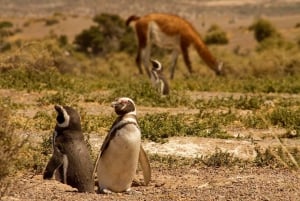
top-left (139, 113), bottom-right (186, 142)
top-left (204, 24), bottom-right (229, 45)
top-left (269, 107), bottom-right (300, 131)
top-left (37, 91), bottom-right (80, 106)
top-left (45, 18), bottom-right (59, 26)
top-left (110, 77), bottom-right (191, 107)
top-left (74, 13), bottom-right (135, 55)
top-left (249, 18), bottom-right (280, 42)
top-left (254, 146), bottom-right (276, 167)
top-left (200, 148), bottom-right (241, 167)
top-left (33, 111), bottom-right (54, 131)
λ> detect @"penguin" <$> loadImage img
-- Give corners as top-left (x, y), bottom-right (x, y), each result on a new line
top-left (150, 59), bottom-right (170, 95)
top-left (43, 105), bottom-right (94, 193)
top-left (94, 97), bottom-right (151, 193)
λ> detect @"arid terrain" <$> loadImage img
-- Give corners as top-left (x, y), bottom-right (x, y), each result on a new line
top-left (1, 0), bottom-right (300, 200)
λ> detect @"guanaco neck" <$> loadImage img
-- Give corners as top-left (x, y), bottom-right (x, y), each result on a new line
top-left (192, 35), bottom-right (221, 74)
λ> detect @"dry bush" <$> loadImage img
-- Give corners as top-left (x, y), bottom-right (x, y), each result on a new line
top-left (0, 39), bottom-right (78, 74)
top-left (0, 106), bottom-right (27, 197)
top-left (214, 43), bottom-right (300, 78)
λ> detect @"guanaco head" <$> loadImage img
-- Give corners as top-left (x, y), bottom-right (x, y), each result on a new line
top-left (126, 15), bottom-right (140, 27)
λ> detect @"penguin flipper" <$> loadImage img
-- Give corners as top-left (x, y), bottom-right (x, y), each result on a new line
top-left (138, 145), bottom-right (151, 185)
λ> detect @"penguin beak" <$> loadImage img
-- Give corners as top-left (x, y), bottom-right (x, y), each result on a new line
top-left (150, 59), bottom-right (157, 67)
top-left (111, 101), bottom-right (118, 108)
top-left (54, 105), bottom-right (63, 113)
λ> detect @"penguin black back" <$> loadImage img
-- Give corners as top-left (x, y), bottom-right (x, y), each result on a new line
top-left (43, 105), bottom-right (94, 193)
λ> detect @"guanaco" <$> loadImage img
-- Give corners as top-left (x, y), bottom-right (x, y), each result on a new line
top-left (126, 13), bottom-right (223, 79)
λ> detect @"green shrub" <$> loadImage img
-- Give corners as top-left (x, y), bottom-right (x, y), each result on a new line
top-left (200, 148), bottom-right (240, 167)
top-left (241, 113), bottom-right (269, 129)
top-left (109, 77), bottom-right (191, 107)
top-left (74, 13), bottom-right (136, 55)
top-left (256, 36), bottom-right (293, 51)
top-left (296, 35), bottom-right (300, 48)
top-left (81, 114), bottom-right (114, 134)
top-left (249, 18), bottom-right (281, 42)
top-left (37, 91), bottom-right (80, 106)
top-left (0, 41), bottom-right (11, 52)
top-left (45, 18), bottom-right (59, 26)
top-left (33, 111), bottom-right (54, 131)
top-left (269, 107), bottom-right (300, 130)
top-left (254, 147), bottom-right (277, 167)
top-left (139, 113), bottom-right (186, 142)
top-left (204, 24), bottom-right (229, 45)
top-left (139, 111), bottom-right (231, 142)
top-left (0, 21), bottom-right (13, 29)
top-left (57, 35), bottom-right (68, 47)
top-left (74, 25), bottom-right (105, 54)
top-left (255, 146), bottom-right (300, 168)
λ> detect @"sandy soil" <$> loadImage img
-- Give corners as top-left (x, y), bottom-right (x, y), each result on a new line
top-left (1, 89), bottom-right (300, 201)
top-left (3, 165), bottom-right (300, 201)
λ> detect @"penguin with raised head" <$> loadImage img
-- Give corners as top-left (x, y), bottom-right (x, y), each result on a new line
top-left (94, 97), bottom-right (151, 193)
top-left (150, 59), bottom-right (170, 95)
top-left (43, 105), bottom-right (94, 193)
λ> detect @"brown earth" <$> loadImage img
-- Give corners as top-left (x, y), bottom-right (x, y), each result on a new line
top-left (1, 89), bottom-right (300, 201)
top-left (3, 165), bottom-right (300, 201)
top-left (1, 0), bottom-right (300, 200)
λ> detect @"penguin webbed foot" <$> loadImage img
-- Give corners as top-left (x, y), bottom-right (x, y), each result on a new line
top-left (98, 187), bottom-right (112, 194)
top-left (124, 188), bottom-right (142, 195)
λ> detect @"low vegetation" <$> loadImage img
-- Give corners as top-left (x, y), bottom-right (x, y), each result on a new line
top-left (204, 24), bottom-right (229, 45)
top-left (0, 106), bottom-right (28, 196)
top-left (0, 13), bottom-right (300, 197)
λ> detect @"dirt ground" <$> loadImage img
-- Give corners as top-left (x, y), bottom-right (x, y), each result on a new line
top-left (1, 0), bottom-right (300, 200)
top-left (2, 164), bottom-right (300, 201)
top-left (1, 89), bottom-right (300, 201)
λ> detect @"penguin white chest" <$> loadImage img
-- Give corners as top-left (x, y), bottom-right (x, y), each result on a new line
top-left (97, 124), bottom-right (141, 192)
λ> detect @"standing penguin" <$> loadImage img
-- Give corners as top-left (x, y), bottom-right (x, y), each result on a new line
top-left (43, 105), bottom-right (94, 193)
top-left (150, 59), bottom-right (170, 95)
top-left (94, 97), bottom-right (151, 193)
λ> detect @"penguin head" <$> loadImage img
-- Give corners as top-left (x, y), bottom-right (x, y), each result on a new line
top-left (111, 97), bottom-right (136, 116)
top-left (54, 105), bottom-right (81, 130)
top-left (150, 59), bottom-right (162, 72)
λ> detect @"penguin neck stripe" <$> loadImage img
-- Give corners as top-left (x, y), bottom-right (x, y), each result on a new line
top-left (52, 130), bottom-right (57, 150)
top-left (57, 109), bottom-right (70, 128)
top-left (125, 111), bottom-right (136, 116)
top-left (123, 116), bottom-right (137, 123)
